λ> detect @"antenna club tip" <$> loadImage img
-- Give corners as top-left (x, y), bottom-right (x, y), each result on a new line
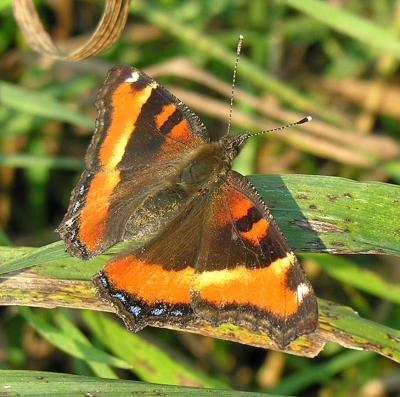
top-left (297, 115), bottom-right (312, 124)
top-left (239, 34), bottom-right (244, 40)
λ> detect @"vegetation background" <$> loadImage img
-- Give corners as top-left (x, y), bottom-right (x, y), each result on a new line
top-left (0, 0), bottom-right (400, 396)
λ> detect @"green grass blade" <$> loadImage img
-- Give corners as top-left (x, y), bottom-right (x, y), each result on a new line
top-left (2, 268), bottom-right (400, 362)
top-left (1, 175), bottom-right (398, 277)
top-left (286, 0), bottom-right (400, 59)
top-left (82, 310), bottom-right (227, 388)
top-left (318, 300), bottom-right (400, 362)
top-left (0, 175), bottom-right (399, 362)
top-left (249, 175), bottom-right (400, 256)
top-left (0, 241), bottom-right (68, 275)
top-left (0, 370), bottom-right (283, 397)
top-left (19, 307), bottom-right (132, 370)
top-left (0, 81), bottom-right (93, 128)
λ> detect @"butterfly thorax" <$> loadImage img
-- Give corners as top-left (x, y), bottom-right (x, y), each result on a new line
top-left (179, 132), bottom-right (249, 190)
top-left (122, 135), bottom-right (248, 243)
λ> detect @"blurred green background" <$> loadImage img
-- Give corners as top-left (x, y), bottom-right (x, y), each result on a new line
top-left (1, 1), bottom-right (400, 396)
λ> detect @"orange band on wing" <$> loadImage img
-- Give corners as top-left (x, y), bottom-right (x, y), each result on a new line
top-left (99, 82), bottom-right (153, 170)
top-left (239, 218), bottom-right (269, 246)
top-left (104, 256), bottom-right (193, 305)
top-left (155, 104), bottom-right (176, 129)
top-left (78, 170), bottom-right (120, 251)
top-left (229, 192), bottom-right (253, 220)
top-left (194, 254), bottom-right (297, 317)
top-left (168, 119), bottom-right (191, 142)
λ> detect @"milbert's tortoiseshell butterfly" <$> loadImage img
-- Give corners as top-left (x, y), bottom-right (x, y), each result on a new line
top-left (58, 45), bottom-right (318, 348)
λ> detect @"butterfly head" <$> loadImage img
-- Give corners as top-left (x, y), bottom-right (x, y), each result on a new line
top-left (221, 133), bottom-right (250, 163)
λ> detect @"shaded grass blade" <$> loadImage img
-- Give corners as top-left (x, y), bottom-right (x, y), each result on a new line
top-left (82, 310), bottom-right (227, 388)
top-left (270, 350), bottom-right (373, 394)
top-left (52, 310), bottom-right (118, 379)
top-left (19, 307), bottom-right (131, 371)
top-left (307, 254), bottom-right (400, 304)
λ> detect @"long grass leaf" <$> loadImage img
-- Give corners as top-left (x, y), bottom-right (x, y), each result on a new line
top-left (0, 370), bottom-right (283, 397)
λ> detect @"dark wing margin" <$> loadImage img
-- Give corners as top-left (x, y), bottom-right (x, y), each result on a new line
top-left (57, 66), bottom-right (209, 259)
top-left (191, 171), bottom-right (318, 348)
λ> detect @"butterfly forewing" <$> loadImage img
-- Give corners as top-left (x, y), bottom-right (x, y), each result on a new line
top-left (58, 67), bottom-right (208, 259)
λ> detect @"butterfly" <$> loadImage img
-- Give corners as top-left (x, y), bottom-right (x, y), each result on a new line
top-left (57, 66), bottom-right (318, 349)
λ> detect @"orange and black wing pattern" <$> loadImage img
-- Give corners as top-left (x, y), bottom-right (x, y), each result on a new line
top-left (57, 67), bottom-right (208, 259)
top-left (191, 171), bottom-right (318, 348)
top-left (94, 170), bottom-right (317, 348)
top-left (93, 197), bottom-right (208, 331)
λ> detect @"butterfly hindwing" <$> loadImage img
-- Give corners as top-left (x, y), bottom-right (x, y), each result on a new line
top-left (57, 67), bottom-right (209, 259)
top-left (191, 171), bottom-right (318, 348)
top-left (93, 196), bottom-right (208, 331)
top-left (93, 170), bottom-right (317, 348)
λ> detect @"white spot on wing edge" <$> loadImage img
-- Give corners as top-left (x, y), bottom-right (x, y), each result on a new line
top-left (125, 71), bottom-right (139, 83)
top-left (65, 218), bottom-right (74, 227)
top-left (296, 283), bottom-right (310, 303)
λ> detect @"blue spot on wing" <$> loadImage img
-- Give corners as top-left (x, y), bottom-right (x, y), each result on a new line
top-left (171, 309), bottom-right (183, 317)
top-left (99, 275), bottom-right (108, 287)
top-left (112, 292), bottom-right (127, 303)
top-left (150, 307), bottom-right (164, 316)
top-left (128, 305), bottom-right (142, 317)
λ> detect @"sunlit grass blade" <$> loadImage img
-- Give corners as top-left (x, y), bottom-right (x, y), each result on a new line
top-left (1, 175), bottom-right (399, 362)
top-left (0, 370), bottom-right (282, 397)
top-left (2, 268), bottom-right (400, 362)
top-left (318, 300), bottom-right (400, 362)
top-left (249, 175), bottom-right (400, 256)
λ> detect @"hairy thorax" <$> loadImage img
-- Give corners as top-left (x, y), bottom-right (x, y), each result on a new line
top-left (124, 141), bottom-right (228, 242)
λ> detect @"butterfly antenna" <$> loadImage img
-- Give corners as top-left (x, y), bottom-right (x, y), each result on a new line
top-left (247, 116), bottom-right (312, 137)
top-left (227, 34), bottom-right (244, 136)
